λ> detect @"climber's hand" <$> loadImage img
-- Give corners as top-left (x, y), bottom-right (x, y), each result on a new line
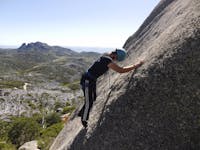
top-left (135, 61), bottom-right (144, 68)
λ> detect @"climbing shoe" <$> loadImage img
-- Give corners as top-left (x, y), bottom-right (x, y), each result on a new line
top-left (81, 120), bottom-right (88, 128)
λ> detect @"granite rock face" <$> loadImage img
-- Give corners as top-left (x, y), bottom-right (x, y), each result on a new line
top-left (50, 0), bottom-right (200, 149)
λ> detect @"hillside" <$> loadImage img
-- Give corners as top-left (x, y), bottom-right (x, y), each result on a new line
top-left (50, 0), bottom-right (200, 149)
top-left (0, 42), bottom-right (100, 118)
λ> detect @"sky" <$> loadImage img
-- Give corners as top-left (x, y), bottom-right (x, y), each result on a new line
top-left (0, 0), bottom-right (160, 48)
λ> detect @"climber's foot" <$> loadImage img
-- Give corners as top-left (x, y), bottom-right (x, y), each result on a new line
top-left (81, 120), bottom-right (88, 129)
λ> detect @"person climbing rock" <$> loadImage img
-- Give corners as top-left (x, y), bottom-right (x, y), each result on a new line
top-left (78, 48), bottom-right (144, 128)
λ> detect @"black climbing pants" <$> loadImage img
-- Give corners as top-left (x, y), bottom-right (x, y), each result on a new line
top-left (79, 73), bottom-right (97, 121)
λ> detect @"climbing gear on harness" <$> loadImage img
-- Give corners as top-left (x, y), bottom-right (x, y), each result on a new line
top-left (86, 71), bottom-right (97, 81)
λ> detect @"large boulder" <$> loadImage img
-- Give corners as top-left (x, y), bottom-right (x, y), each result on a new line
top-left (18, 140), bottom-right (39, 150)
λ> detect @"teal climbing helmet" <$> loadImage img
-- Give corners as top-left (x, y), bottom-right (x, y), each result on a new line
top-left (116, 48), bottom-right (127, 61)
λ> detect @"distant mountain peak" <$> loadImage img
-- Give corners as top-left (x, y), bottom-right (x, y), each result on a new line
top-left (19, 43), bottom-right (26, 49)
top-left (16, 41), bottom-right (81, 56)
top-left (18, 42), bottom-right (50, 51)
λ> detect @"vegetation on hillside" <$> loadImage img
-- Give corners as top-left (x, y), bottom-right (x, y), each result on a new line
top-left (0, 42), bottom-right (98, 149)
top-left (0, 100), bottom-right (76, 150)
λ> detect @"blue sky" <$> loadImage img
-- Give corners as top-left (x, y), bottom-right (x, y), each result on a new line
top-left (0, 0), bottom-right (160, 48)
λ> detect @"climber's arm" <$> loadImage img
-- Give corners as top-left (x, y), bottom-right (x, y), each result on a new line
top-left (108, 61), bottom-right (144, 73)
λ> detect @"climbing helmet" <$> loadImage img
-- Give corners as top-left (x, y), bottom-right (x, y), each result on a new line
top-left (116, 48), bottom-right (127, 61)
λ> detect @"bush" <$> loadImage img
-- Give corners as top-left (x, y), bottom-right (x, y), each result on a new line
top-left (0, 80), bottom-right (24, 89)
top-left (0, 120), bottom-right (16, 150)
top-left (8, 117), bottom-right (41, 148)
top-left (27, 101), bottom-right (36, 109)
top-left (38, 123), bottom-right (64, 150)
top-left (54, 101), bottom-right (65, 111)
top-left (63, 81), bottom-right (80, 91)
top-left (0, 120), bottom-right (12, 141)
top-left (40, 122), bottom-right (63, 137)
top-left (67, 82), bottom-right (80, 90)
top-left (0, 114), bottom-right (65, 150)
top-left (45, 112), bottom-right (60, 127)
top-left (62, 105), bottom-right (76, 114)
top-left (38, 137), bottom-right (54, 150)
top-left (65, 101), bottom-right (71, 106)
top-left (0, 141), bottom-right (16, 150)
top-left (32, 113), bottom-right (43, 125)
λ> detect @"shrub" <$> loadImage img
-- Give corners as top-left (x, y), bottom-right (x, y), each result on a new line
top-left (62, 105), bottom-right (76, 114)
top-left (8, 117), bottom-right (41, 148)
top-left (0, 120), bottom-right (12, 141)
top-left (54, 101), bottom-right (65, 111)
top-left (67, 82), bottom-right (80, 90)
top-left (27, 101), bottom-right (36, 109)
top-left (32, 113), bottom-right (43, 125)
top-left (45, 112), bottom-right (61, 127)
top-left (40, 122), bottom-right (63, 137)
top-left (65, 101), bottom-right (71, 106)
top-left (38, 123), bottom-right (64, 150)
top-left (0, 98), bottom-right (5, 102)
top-left (0, 80), bottom-right (24, 89)
top-left (62, 81), bottom-right (80, 91)
top-left (0, 141), bottom-right (16, 150)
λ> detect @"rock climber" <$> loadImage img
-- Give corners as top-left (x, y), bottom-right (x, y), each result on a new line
top-left (78, 48), bottom-right (144, 128)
